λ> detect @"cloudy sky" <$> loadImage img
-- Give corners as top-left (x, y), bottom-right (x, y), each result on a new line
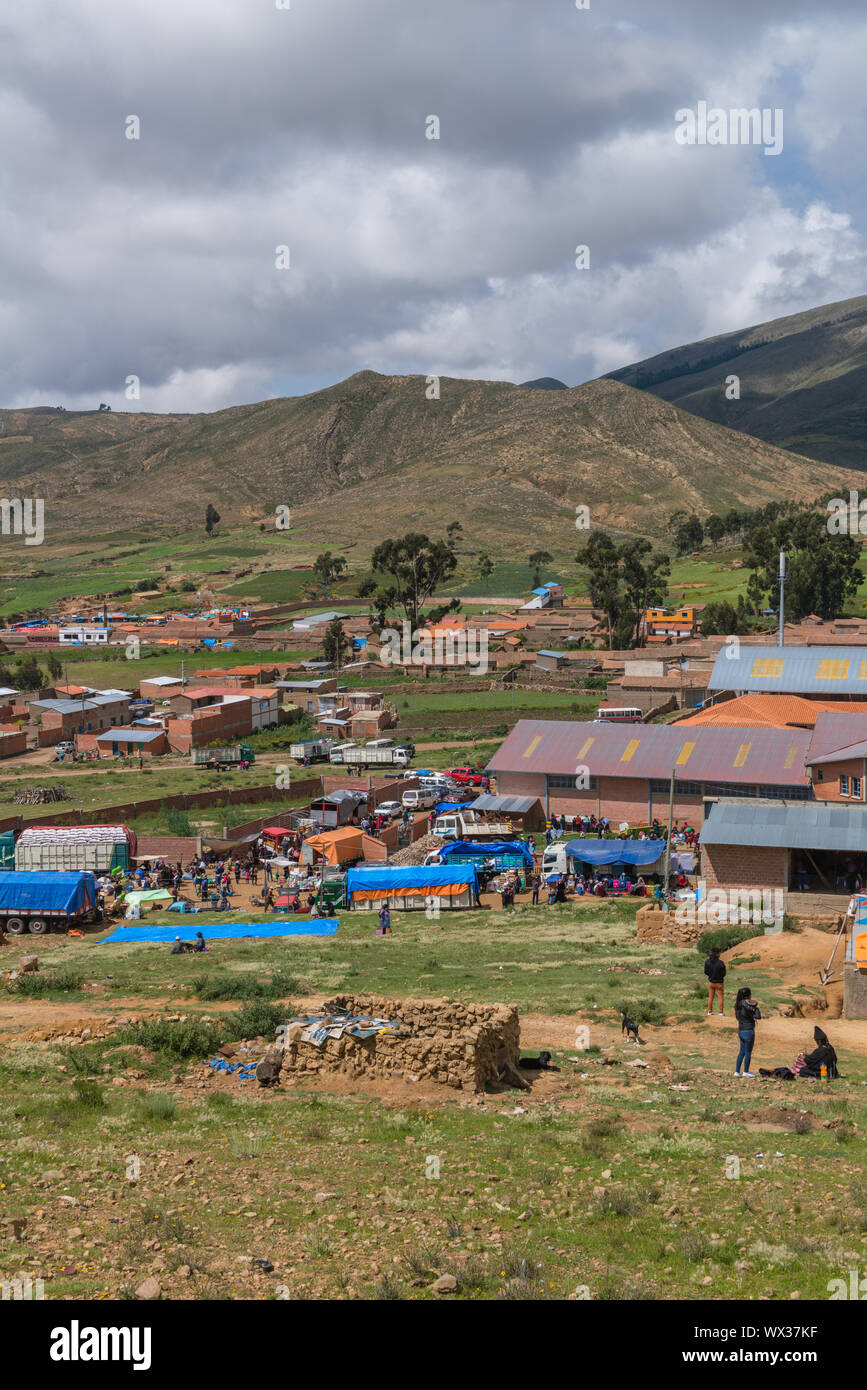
top-left (1, 0), bottom-right (865, 412)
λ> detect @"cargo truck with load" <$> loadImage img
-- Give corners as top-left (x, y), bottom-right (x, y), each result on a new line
top-left (14, 824), bottom-right (136, 875)
top-left (190, 743), bottom-right (255, 770)
top-left (328, 744), bottom-right (412, 767)
top-left (432, 809), bottom-right (513, 840)
top-left (0, 870), bottom-right (102, 935)
top-left (289, 738), bottom-right (334, 764)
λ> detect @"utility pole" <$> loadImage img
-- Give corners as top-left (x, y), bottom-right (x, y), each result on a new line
top-left (778, 550), bottom-right (786, 648)
top-left (663, 766), bottom-right (676, 900)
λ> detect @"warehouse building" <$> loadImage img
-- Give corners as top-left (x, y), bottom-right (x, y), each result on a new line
top-left (486, 719), bottom-right (815, 828)
top-left (707, 644), bottom-right (867, 701)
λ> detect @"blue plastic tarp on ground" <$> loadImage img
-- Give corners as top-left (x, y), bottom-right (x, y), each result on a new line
top-left (346, 865), bottom-right (477, 892)
top-left (100, 919), bottom-right (340, 943)
top-left (564, 838), bottom-right (666, 867)
top-left (0, 870), bottom-right (97, 915)
top-left (438, 840), bottom-right (534, 865)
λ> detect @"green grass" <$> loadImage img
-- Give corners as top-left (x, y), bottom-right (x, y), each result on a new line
top-left (1, 902), bottom-right (866, 1301)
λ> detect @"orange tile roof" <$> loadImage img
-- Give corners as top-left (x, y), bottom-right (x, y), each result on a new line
top-left (678, 694), bottom-right (867, 730)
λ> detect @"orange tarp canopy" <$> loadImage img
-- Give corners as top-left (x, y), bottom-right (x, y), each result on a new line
top-left (305, 829), bottom-right (380, 865)
top-left (350, 883), bottom-right (469, 901)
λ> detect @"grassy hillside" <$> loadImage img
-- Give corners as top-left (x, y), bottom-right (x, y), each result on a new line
top-left (607, 294), bottom-right (867, 469)
top-left (1, 372), bottom-right (862, 548)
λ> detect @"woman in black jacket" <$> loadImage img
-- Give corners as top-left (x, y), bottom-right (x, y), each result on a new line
top-left (800, 1026), bottom-right (839, 1079)
top-left (734, 987), bottom-right (761, 1077)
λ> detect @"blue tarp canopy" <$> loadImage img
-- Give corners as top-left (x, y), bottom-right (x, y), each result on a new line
top-left (100, 919), bottom-right (340, 943)
top-left (438, 840), bottom-right (534, 865)
top-left (346, 865), bottom-right (477, 893)
top-left (564, 838), bottom-right (666, 867)
top-left (0, 870), bottom-right (97, 915)
top-left (434, 801), bottom-right (470, 815)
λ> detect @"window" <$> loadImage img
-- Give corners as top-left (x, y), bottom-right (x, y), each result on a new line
top-left (814, 768), bottom-right (824, 782)
top-left (649, 778), bottom-right (701, 796)
top-left (548, 773), bottom-right (597, 791)
top-left (854, 777), bottom-right (863, 800)
top-left (841, 775), bottom-right (850, 796)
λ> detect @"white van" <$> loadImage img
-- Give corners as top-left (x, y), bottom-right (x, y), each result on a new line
top-left (402, 787), bottom-right (438, 812)
top-left (419, 774), bottom-right (456, 791)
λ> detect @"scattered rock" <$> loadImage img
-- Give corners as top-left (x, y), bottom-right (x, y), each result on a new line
top-left (432, 1274), bottom-right (458, 1294)
top-left (135, 1276), bottom-right (161, 1301)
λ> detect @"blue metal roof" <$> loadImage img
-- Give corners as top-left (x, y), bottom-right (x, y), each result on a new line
top-left (708, 645), bottom-right (867, 695)
top-left (700, 799), bottom-right (867, 852)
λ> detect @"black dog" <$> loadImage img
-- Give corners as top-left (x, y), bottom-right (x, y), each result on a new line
top-left (621, 1014), bottom-right (646, 1045)
top-left (519, 1050), bottom-right (560, 1071)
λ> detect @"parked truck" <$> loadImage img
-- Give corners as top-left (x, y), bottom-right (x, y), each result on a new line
top-left (14, 824), bottom-right (135, 875)
top-left (328, 744), bottom-right (412, 767)
top-left (289, 738), bottom-right (334, 764)
top-left (0, 870), bottom-right (103, 935)
top-left (190, 743), bottom-right (255, 770)
top-left (432, 810), bottom-right (514, 840)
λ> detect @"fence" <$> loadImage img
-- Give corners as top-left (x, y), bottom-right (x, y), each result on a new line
top-left (0, 778), bottom-right (324, 837)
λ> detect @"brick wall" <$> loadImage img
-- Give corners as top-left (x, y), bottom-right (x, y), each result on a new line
top-left (0, 731), bottom-right (27, 758)
top-left (496, 770), bottom-right (704, 826)
top-left (811, 758), bottom-right (867, 803)
top-left (166, 700), bottom-right (254, 752)
top-left (702, 843), bottom-right (789, 894)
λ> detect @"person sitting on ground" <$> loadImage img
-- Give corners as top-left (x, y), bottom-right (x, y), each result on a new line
top-left (800, 1026), bottom-right (839, 1079)
top-left (633, 875), bottom-right (647, 897)
top-left (192, 930), bottom-right (206, 953)
top-left (593, 878), bottom-right (607, 898)
top-left (170, 936), bottom-right (185, 954)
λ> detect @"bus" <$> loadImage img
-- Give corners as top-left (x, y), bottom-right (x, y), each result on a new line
top-left (594, 706), bottom-right (643, 724)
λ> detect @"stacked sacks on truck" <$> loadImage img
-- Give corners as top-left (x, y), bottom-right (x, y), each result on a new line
top-left (14, 824), bottom-right (135, 874)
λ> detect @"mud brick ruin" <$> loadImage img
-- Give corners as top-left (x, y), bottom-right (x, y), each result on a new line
top-left (279, 993), bottom-right (521, 1092)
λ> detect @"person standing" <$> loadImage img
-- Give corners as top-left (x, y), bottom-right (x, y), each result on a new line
top-left (531, 870), bottom-right (541, 906)
top-left (734, 987), bottom-right (761, 1078)
top-left (704, 946), bottom-right (727, 1015)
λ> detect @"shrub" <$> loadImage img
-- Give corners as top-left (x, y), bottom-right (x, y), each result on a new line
top-left (69, 1078), bottom-right (107, 1109)
top-left (193, 969), bottom-right (301, 1002)
top-left (227, 1001), bottom-right (289, 1041)
top-left (617, 998), bottom-right (666, 1027)
top-left (696, 925), bottom-right (761, 957)
top-left (147, 1093), bottom-right (177, 1121)
top-left (13, 970), bottom-right (83, 996)
top-left (166, 807), bottom-right (194, 837)
top-left (120, 1017), bottom-right (224, 1058)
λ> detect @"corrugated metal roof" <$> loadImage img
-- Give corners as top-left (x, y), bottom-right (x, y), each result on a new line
top-left (700, 800), bottom-right (867, 853)
top-left (806, 739), bottom-right (867, 766)
top-left (486, 719), bottom-right (811, 787)
top-left (96, 727), bottom-right (164, 743)
top-left (807, 712), bottom-right (867, 760)
top-left (709, 644), bottom-right (867, 695)
top-left (470, 794), bottom-right (541, 814)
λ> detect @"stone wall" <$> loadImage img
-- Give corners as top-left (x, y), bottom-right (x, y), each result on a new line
top-left (635, 904), bottom-right (701, 946)
top-left (280, 993), bottom-right (521, 1092)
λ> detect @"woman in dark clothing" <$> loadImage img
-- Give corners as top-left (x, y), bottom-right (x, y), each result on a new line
top-left (734, 987), bottom-right (761, 1077)
top-left (800, 1026), bottom-right (839, 1079)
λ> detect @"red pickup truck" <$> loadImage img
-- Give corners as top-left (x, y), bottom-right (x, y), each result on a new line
top-left (448, 767), bottom-right (485, 786)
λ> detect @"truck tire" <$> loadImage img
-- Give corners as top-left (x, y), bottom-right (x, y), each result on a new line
top-left (28, 918), bottom-right (49, 935)
top-left (5, 917), bottom-right (25, 935)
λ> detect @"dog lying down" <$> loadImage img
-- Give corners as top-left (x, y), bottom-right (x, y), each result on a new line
top-left (621, 1014), bottom-right (647, 1045)
top-left (519, 1050), bottom-right (560, 1071)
